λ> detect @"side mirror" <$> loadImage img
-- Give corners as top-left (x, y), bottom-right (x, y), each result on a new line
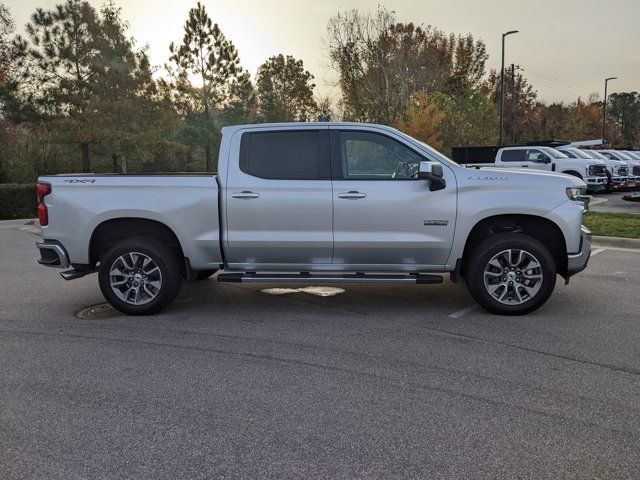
top-left (418, 161), bottom-right (446, 191)
top-left (536, 155), bottom-right (551, 164)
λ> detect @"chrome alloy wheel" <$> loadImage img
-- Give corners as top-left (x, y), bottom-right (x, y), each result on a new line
top-left (109, 252), bottom-right (162, 305)
top-left (483, 249), bottom-right (543, 305)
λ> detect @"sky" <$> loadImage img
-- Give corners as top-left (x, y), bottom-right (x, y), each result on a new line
top-left (5, 0), bottom-right (640, 104)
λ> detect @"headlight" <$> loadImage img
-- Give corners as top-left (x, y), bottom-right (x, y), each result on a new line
top-left (588, 165), bottom-right (596, 175)
top-left (566, 187), bottom-right (587, 200)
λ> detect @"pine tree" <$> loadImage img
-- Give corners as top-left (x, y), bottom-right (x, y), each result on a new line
top-left (11, 0), bottom-right (101, 172)
top-left (93, 2), bottom-right (178, 173)
top-left (166, 2), bottom-right (253, 172)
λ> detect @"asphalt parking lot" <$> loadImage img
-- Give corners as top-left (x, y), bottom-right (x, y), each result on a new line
top-left (591, 192), bottom-right (640, 215)
top-left (1, 224), bottom-right (640, 479)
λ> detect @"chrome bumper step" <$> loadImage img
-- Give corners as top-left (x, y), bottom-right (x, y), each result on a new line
top-left (60, 269), bottom-right (91, 281)
top-left (217, 273), bottom-right (443, 284)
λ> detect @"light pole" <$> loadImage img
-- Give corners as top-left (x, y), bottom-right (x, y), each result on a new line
top-left (500, 30), bottom-right (518, 145)
top-left (511, 63), bottom-right (521, 144)
top-left (602, 76), bottom-right (617, 145)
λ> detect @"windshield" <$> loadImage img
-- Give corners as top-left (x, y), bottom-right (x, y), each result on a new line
top-left (590, 151), bottom-right (608, 160)
top-left (613, 151), bottom-right (631, 160)
top-left (541, 147), bottom-right (568, 158)
top-left (626, 151), bottom-right (640, 160)
top-left (569, 148), bottom-right (593, 159)
top-left (415, 140), bottom-right (457, 165)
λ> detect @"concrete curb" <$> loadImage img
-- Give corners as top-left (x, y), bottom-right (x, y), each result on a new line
top-left (592, 235), bottom-right (640, 249)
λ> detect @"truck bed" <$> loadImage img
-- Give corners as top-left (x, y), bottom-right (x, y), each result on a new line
top-left (38, 174), bottom-right (223, 270)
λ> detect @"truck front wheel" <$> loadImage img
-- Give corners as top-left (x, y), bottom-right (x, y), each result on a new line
top-left (464, 233), bottom-right (557, 315)
top-left (98, 237), bottom-right (183, 315)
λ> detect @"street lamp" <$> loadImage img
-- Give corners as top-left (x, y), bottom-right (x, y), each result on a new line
top-left (500, 30), bottom-right (519, 145)
top-left (602, 76), bottom-right (617, 145)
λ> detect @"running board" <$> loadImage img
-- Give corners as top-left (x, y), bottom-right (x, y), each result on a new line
top-left (217, 273), bottom-right (443, 284)
top-left (60, 269), bottom-right (93, 281)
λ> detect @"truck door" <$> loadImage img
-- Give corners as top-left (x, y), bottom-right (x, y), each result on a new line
top-left (224, 127), bottom-right (334, 268)
top-left (329, 128), bottom-right (456, 269)
top-left (524, 149), bottom-right (553, 171)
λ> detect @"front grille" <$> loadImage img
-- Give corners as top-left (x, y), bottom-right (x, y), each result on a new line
top-left (634, 166), bottom-right (640, 176)
top-left (596, 165), bottom-right (607, 176)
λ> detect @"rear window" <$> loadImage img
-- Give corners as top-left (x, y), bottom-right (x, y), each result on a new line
top-left (501, 150), bottom-right (525, 162)
top-left (240, 130), bottom-right (327, 180)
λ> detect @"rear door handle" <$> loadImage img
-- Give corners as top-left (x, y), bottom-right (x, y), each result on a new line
top-left (232, 191), bottom-right (259, 199)
top-left (338, 191), bottom-right (366, 199)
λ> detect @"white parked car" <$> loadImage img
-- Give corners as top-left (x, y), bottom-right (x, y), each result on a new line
top-left (622, 152), bottom-right (640, 189)
top-left (557, 147), bottom-right (627, 193)
top-left (599, 150), bottom-right (637, 189)
top-left (463, 146), bottom-right (608, 193)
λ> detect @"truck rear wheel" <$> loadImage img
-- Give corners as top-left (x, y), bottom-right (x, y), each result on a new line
top-left (98, 237), bottom-right (182, 315)
top-left (464, 233), bottom-right (556, 315)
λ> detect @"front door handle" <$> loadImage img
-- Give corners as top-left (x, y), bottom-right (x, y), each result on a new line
top-left (338, 191), bottom-right (366, 199)
top-left (232, 191), bottom-right (260, 199)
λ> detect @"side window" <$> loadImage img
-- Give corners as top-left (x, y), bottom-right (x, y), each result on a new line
top-left (562, 150), bottom-right (576, 158)
top-left (600, 151), bottom-right (614, 159)
top-left (240, 130), bottom-right (328, 180)
top-left (339, 131), bottom-right (423, 179)
top-left (526, 149), bottom-right (545, 162)
top-left (501, 149), bottom-right (525, 162)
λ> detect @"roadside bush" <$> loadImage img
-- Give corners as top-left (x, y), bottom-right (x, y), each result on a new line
top-left (0, 184), bottom-right (37, 220)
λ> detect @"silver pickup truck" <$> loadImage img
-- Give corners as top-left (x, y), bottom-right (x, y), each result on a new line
top-left (36, 123), bottom-right (592, 316)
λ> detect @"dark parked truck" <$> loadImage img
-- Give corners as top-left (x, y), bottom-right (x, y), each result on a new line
top-left (36, 123), bottom-right (591, 316)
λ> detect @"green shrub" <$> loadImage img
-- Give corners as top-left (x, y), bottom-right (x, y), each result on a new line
top-left (0, 184), bottom-right (37, 220)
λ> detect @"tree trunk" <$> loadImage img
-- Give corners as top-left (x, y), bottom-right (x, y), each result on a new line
top-left (204, 102), bottom-right (213, 172)
top-left (111, 154), bottom-right (119, 173)
top-left (205, 141), bottom-right (212, 172)
top-left (81, 143), bottom-right (91, 172)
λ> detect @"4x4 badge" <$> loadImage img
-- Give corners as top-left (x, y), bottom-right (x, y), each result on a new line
top-left (424, 220), bottom-right (449, 226)
top-left (63, 179), bottom-right (96, 184)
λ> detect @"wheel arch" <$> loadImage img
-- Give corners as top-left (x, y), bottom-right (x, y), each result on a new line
top-left (89, 218), bottom-right (186, 275)
top-left (561, 170), bottom-right (583, 179)
top-left (461, 214), bottom-right (568, 277)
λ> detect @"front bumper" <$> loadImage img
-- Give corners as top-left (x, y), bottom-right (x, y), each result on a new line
top-left (585, 176), bottom-right (606, 192)
top-left (566, 225), bottom-right (592, 281)
top-left (36, 240), bottom-right (70, 268)
top-left (612, 177), bottom-right (628, 190)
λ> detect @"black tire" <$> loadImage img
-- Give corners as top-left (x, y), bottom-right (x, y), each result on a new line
top-left (193, 269), bottom-right (217, 281)
top-left (604, 172), bottom-right (613, 193)
top-left (98, 237), bottom-right (182, 315)
top-left (464, 233), bottom-right (556, 315)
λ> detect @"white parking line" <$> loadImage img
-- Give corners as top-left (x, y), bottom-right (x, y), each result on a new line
top-left (448, 305), bottom-right (479, 319)
top-left (591, 248), bottom-right (606, 256)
